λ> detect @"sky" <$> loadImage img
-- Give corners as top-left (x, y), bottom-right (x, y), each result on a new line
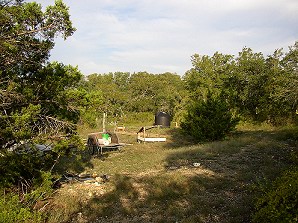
top-left (32, 0), bottom-right (298, 76)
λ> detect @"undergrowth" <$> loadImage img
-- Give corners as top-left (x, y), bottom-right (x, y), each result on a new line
top-left (0, 171), bottom-right (54, 223)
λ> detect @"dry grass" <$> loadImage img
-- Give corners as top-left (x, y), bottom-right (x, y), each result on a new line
top-left (46, 125), bottom-right (297, 223)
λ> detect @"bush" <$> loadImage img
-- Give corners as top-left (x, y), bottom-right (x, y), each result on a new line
top-left (181, 94), bottom-right (239, 141)
top-left (0, 194), bottom-right (43, 223)
top-left (253, 168), bottom-right (298, 223)
top-left (0, 149), bottom-right (58, 223)
top-left (0, 149), bottom-right (56, 188)
top-left (0, 171), bottom-right (54, 223)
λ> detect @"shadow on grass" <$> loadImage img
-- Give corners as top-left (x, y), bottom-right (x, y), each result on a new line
top-left (166, 129), bottom-right (296, 180)
top-left (52, 148), bottom-right (95, 174)
top-left (162, 125), bottom-right (298, 150)
top-left (52, 145), bottom-right (125, 175)
top-left (48, 128), bottom-right (297, 223)
top-left (162, 128), bottom-right (199, 149)
top-left (108, 130), bottom-right (292, 221)
top-left (63, 173), bottom-right (250, 223)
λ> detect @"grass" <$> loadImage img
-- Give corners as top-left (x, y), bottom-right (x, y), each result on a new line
top-left (45, 124), bottom-right (297, 223)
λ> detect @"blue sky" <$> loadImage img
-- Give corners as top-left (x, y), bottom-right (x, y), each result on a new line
top-left (33, 0), bottom-right (298, 75)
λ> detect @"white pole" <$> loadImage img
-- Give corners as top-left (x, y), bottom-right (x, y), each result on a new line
top-left (103, 112), bottom-right (106, 132)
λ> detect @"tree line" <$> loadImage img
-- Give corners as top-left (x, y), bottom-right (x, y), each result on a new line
top-left (78, 43), bottom-right (298, 128)
top-left (78, 71), bottom-right (186, 127)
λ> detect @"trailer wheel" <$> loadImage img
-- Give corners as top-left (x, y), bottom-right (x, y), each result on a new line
top-left (87, 138), bottom-right (95, 155)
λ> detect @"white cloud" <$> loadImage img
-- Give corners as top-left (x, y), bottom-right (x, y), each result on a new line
top-left (31, 0), bottom-right (298, 75)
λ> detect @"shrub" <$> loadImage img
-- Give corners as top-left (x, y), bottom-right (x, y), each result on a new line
top-left (0, 148), bottom-right (58, 223)
top-left (253, 168), bottom-right (298, 223)
top-left (181, 94), bottom-right (239, 141)
top-left (0, 194), bottom-right (43, 223)
top-left (0, 171), bottom-right (55, 223)
top-left (0, 149), bottom-right (55, 188)
top-left (0, 171), bottom-right (54, 223)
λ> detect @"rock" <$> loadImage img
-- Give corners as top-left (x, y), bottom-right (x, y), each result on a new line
top-left (79, 173), bottom-right (91, 178)
top-left (95, 177), bottom-right (103, 183)
top-left (169, 166), bottom-right (178, 170)
top-left (193, 163), bottom-right (201, 167)
top-left (92, 172), bottom-right (98, 178)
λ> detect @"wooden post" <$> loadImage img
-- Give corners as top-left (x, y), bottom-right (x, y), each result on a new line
top-left (103, 112), bottom-right (106, 132)
top-left (143, 127), bottom-right (146, 139)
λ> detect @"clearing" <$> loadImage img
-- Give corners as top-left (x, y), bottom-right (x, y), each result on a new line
top-left (47, 125), bottom-right (297, 223)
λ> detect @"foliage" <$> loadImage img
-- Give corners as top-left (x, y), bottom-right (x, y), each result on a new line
top-left (1, 62), bottom-right (84, 147)
top-left (0, 1), bottom-right (85, 218)
top-left (279, 42), bottom-right (298, 107)
top-left (121, 111), bottom-right (154, 127)
top-left (0, 171), bottom-right (55, 223)
top-left (79, 41), bottom-right (297, 128)
top-left (253, 168), bottom-right (298, 223)
top-left (0, 0), bottom-right (82, 146)
top-left (231, 48), bottom-right (268, 120)
top-left (181, 93), bottom-right (239, 141)
top-left (0, 194), bottom-right (43, 223)
top-left (183, 42), bottom-right (298, 125)
top-left (0, 0), bottom-right (75, 77)
top-left (80, 71), bottom-right (185, 128)
top-left (184, 52), bottom-right (234, 99)
top-left (0, 0), bottom-right (83, 151)
top-left (0, 148), bottom-right (53, 188)
top-left (253, 145), bottom-right (298, 223)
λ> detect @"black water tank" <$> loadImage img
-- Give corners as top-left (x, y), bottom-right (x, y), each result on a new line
top-left (155, 112), bottom-right (171, 127)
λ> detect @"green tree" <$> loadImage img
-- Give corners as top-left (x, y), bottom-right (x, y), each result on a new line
top-left (80, 71), bottom-right (185, 126)
top-left (0, 0), bottom-right (83, 192)
top-left (82, 72), bottom-right (130, 123)
top-left (181, 93), bottom-right (239, 142)
top-left (0, 0), bottom-right (75, 77)
top-left (0, 0), bottom-right (80, 150)
top-left (233, 48), bottom-right (268, 121)
top-left (153, 72), bottom-right (184, 117)
top-left (262, 49), bottom-right (292, 124)
top-left (184, 52), bottom-right (235, 100)
top-left (128, 72), bottom-right (156, 112)
top-left (183, 42), bottom-right (298, 128)
top-left (253, 169), bottom-right (298, 223)
top-left (227, 44), bottom-right (297, 124)
top-left (274, 42), bottom-right (298, 123)
top-left (0, 2), bottom-right (84, 221)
